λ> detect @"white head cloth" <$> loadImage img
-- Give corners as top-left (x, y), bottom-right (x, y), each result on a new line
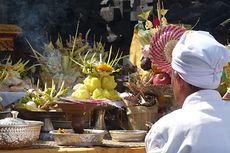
top-left (171, 30), bottom-right (230, 89)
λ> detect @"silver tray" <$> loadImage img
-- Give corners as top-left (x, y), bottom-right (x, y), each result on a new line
top-left (109, 130), bottom-right (147, 142)
top-left (50, 129), bottom-right (106, 146)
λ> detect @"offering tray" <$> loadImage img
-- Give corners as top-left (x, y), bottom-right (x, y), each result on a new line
top-left (50, 129), bottom-right (106, 146)
top-left (109, 130), bottom-right (147, 142)
top-left (18, 110), bottom-right (66, 119)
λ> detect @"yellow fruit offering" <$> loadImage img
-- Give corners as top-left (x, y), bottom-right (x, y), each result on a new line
top-left (71, 86), bottom-right (90, 99)
top-left (101, 75), bottom-right (117, 90)
top-left (83, 76), bottom-right (101, 92)
top-left (70, 47), bottom-right (124, 100)
top-left (92, 88), bottom-right (120, 100)
top-left (102, 89), bottom-right (111, 99)
top-left (108, 89), bottom-right (121, 100)
top-left (73, 83), bottom-right (87, 91)
top-left (92, 88), bottom-right (104, 99)
top-left (102, 89), bottom-right (120, 100)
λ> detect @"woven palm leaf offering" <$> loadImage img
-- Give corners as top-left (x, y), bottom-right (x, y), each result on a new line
top-left (123, 71), bottom-right (157, 107)
top-left (123, 1), bottom-right (189, 130)
top-left (0, 56), bottom-right (36, 92)
top-left (15, 80), bottom-right (69, 112)
top-left (130, 0), bottom-right (187, 98)
top-left (127, 3), bottom-right (187, 104)
top-left (124, 24), bottom-right (187, 130)
top-left (27, 22), bottom-right (97, 89)
top-left (14, 81), bottom-right (70, 141)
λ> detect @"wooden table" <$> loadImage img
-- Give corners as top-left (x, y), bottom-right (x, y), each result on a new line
top-left (0, 147), bottom-right (146, 153)
top-left (0, 140), bottom-right (146, 153)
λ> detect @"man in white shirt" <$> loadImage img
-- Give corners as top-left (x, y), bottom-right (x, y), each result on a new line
top-left (145, 30), bottom-right (230, 153)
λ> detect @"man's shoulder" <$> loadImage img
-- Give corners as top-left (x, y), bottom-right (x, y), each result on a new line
top-left (152, 109), bottom-right (184, 129)
top-left (159, 109), bottom-right (183, 122)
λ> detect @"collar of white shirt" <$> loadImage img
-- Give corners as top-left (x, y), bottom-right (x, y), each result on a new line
top-left (182, 89), bottom-right (222, 109)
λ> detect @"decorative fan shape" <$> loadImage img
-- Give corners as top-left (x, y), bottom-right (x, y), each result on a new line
top-left (149, 25), bottom-right (186, 73)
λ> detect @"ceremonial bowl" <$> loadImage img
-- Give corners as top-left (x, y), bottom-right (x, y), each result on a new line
top-left (50, 129), bottom-right (106, 146)
top-left (0, 120), bottom-right (43, 149)
top-left (109, 130), bottom-right (147, 142)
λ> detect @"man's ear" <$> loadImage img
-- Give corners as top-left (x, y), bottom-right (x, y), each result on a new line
top-left (175, 72), bottom-right (186, 88)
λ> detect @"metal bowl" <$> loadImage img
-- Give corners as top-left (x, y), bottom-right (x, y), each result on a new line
top-left (50, 129), bottom-right (106, 146)
top-left (0, 120), bottom-right (43, 149)
top-left (109, 130), bottom-right (147, 142)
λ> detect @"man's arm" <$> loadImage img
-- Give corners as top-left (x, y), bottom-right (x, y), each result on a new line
top-left (145, 124), bottom-right (166, 153)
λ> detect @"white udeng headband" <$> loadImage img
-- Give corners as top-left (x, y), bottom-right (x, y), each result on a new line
top-left (171, 30), bottom-right (230, 89)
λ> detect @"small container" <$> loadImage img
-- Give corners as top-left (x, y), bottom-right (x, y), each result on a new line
top-left (109, 130), bottom-right (147, 142)
top-left (0, 111), bottom-right (43, 149)
top-left (50, 129), bottom-right (106, 146)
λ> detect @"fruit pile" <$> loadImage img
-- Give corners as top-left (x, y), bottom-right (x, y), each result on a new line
top-left (72, 75), bottom-right (120, 100)
top-left (140, 56), bottom-right (171, 86)
top-left (71, 48), bottom-right (123, 100)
